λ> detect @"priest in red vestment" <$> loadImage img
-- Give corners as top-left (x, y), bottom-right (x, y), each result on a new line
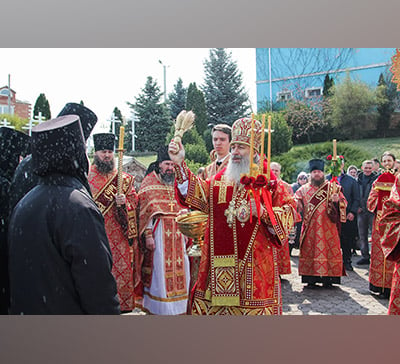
top-left (295, 159), bottom-right (347, 288)
top-left (270, 161), bottom-right (294, 276)
top-left (367, 152), bottom-right (396, 298)
top-left (88, 133), bottom-right (138, 312)
top-left (136, 146), bottom-right (190, 315)
top-left (379, 174), bottom-right (400, 314)
top-left (168, 117), bottom-right (296, 315)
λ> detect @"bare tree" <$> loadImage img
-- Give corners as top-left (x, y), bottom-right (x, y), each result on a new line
top-left (257, 48), bottom-right (355, 91)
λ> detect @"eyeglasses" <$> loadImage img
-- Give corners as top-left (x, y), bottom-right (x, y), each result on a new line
top-left (299, 176), bottom-right (307, 180)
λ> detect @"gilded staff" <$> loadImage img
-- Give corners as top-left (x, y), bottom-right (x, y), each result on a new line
top-left (259, 114), bottom-right (266, 174)
top-left (117, 119), bottom-right (125, 195)
top-left (267, 115), bottom-right (272, 180)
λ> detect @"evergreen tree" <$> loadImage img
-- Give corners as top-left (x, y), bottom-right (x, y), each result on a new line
top-left (33, 93), bottom-right (51, 120)
top-left (168, 78), bottom-right (186, 119)
top-left (185, 82), bottom-right (208, 136)
top-left (323, 74), bottom-right (335, 97)
top-left (376, 73), bottom-right (395, 137)
top-left (127, 76), bottom-right (171, 152)
top-left (202, 48), bottom-right (250, 126)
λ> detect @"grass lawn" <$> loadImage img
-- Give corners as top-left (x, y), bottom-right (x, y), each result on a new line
top-left (130, 137), bottom-right (400, 170)
top-left (341, 137), bottom-right (400, 159)
top-left (134, 154), bottom-right (157, 167)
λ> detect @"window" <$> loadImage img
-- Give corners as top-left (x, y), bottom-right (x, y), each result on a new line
top-left (0, 104), bottom-right (14, 114)
top-left (277, 91), bottom-right (292, 101)
top-left (0, 89), bottom-right (11, 96)
top-left (305, 87), bottom-right (322, 98)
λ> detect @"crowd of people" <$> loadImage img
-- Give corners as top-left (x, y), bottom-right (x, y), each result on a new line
top-left (1, 106), bottom-right (400, 315)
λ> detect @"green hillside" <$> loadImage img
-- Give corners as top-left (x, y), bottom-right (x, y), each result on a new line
top-left (341, 137), bottom-right (400, 159)
top-left (133, 137), bottom-right (400, 182)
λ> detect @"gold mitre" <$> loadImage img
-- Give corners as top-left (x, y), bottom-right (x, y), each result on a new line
top-left (231, 117), bottom-right (263, 152)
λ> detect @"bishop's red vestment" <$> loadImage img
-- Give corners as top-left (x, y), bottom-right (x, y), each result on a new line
top-left (175, 162), bottom-right (296, 315)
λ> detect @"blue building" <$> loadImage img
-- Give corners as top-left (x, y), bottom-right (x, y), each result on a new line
top-left (256, 48), bottom-right (396, 111)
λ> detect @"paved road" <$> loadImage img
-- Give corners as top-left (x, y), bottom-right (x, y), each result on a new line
top-left (281, 249), bottom-right (389, 315)
top-left (127, 249), bottom-right (389, 316)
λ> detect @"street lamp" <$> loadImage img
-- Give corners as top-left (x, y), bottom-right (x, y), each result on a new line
top-left (158, 59), bottom-right (169, 103)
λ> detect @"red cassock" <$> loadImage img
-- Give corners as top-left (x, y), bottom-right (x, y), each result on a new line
top-left (277, 180), bottom-right (294, 275)
top-left (88, 165), bottom-right (138, 312)
top-left (367, 171), bottom-right (396, 292)
top-left (175, 161), bottom-right (296, 315)
top-left (295, 181), bottom-right (347, 281)
top-left (379, 175), bottom-right (400, 314)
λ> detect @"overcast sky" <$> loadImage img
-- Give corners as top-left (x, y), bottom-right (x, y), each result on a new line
top-left (1, 48), bottom-right (256, 133)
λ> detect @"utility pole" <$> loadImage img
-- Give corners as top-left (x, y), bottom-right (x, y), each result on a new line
top-left (7, 74), bottom-right (12, 114)
top-left (268, 48), bottom-right (272, 111)
top-left (158, 60), bottom-right (169, 103)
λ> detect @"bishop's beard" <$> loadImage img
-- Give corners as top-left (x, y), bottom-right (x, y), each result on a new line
top-left (93, 154), bottom-right (115, 175)
top-left (225, 154), bottom-right (250, 184)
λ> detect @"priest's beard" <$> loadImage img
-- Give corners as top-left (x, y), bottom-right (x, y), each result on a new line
top-left (225, 154), bottom-right (250, 184)
top-left (94, 154), bottom-right (115, 175)
top-left (160, 171), bottom-right (175, 185)
top-left (311, 176), bottom-right (325, 187)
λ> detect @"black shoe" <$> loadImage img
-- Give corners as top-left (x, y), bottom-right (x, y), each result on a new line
top-left (304, 283), bottom-right (316, 289)
top-left (356, 258), bottom-right (370, 265)
top-left (323, 282), bottom-right (333, 288)
top-left (344, 263), bottom-right (354, 271)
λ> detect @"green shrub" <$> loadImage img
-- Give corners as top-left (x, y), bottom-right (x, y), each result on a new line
top-left (254, 112), bottom-right (293, 156)
top-left (275, 141), bottom-right (370, 183)
top-left (185, 143), bottom-right (209, 165)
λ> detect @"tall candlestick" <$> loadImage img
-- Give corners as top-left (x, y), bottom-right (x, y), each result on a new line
top-left (259, 114), bottom-right (266, 174)
top-left (119, 126), bottom-right (125, 149)
top-left (333, 139), bottom-right (337, 160)
top-left (267, 115), bottom-right (272, 180)
top-left (249, 118), bottom-right (255, 176)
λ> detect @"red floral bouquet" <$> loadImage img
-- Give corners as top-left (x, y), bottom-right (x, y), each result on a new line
top-left (326, 155), bottom-right (344, 184)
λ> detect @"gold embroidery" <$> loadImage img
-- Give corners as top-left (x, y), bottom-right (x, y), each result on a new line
top-left (214, 180), bottom-right (228, 204)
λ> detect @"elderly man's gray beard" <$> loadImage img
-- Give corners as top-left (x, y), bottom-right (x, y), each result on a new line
top-left (93, 154), bottom-right (115, 174)
top-left (160, 171), bottom-right (175, 185)
top-left (225, 154), bottom-right (250, 184)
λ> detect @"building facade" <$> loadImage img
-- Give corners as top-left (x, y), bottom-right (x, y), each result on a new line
top-left (256, 48), bottom-right (396, 110)
top-left (0, 86), bottom-right (31, 119)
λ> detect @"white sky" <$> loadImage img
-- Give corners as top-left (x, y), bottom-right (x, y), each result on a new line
top-left (1, 48), bottom-right (256, 133)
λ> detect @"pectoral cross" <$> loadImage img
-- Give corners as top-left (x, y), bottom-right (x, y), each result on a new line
top-left (224, 200), bottom-right (237, 228)
top-left (168, 202), bottom-right (175, 212)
